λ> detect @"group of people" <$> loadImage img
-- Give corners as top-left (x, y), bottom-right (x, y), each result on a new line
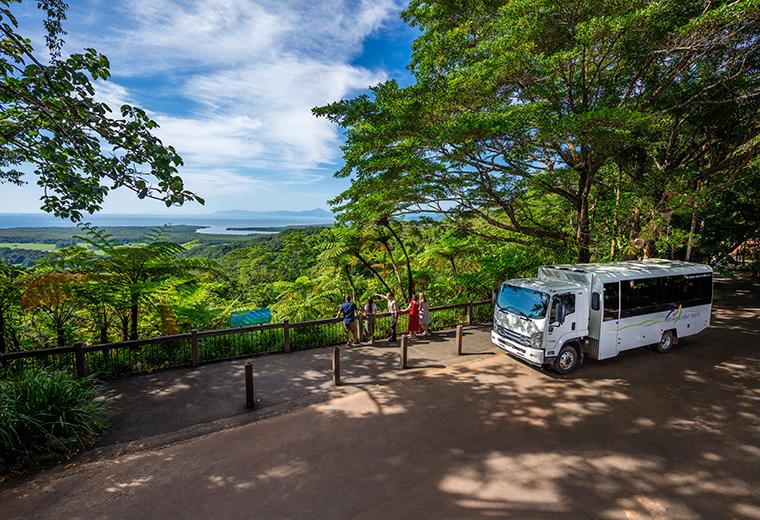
top-left (336, 292), bottom-right (431, 346)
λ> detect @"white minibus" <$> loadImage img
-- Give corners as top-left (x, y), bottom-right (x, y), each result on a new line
top-left (491, 260), bottom-right (713, 374)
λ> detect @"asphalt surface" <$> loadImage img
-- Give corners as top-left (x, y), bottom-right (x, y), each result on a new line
top-left (1, 275), bottom-right (759, 519)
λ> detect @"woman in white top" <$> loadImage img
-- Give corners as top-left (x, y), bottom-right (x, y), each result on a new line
top-left (363, 296), bottom-right (378, 344)
top-left (418, 292), bottom-right (431, 336)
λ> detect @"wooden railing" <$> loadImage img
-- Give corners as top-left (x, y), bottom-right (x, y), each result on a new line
top-left (0, 300), bottom-right (493, 379)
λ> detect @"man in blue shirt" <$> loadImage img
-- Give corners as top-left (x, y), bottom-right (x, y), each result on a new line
top-left (336, 295), bottom-right (359, 346)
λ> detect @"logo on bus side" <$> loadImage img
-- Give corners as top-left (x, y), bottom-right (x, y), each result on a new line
top-left (665, 305), bottom-right (683, 323)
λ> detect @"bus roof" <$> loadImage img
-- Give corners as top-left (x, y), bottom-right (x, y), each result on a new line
top-left (539, 259), bottom-right (712, 284)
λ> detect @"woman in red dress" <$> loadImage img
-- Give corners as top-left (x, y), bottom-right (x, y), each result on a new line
top-left (402, 294), bottom-right (420, 337)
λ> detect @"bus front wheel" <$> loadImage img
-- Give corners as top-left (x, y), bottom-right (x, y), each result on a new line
top-left (552, 344), bottom-right (579, 375)
top-left (654, 330), bottom-right (675, 354)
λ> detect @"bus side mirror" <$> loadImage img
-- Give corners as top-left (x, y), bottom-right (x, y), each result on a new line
top-left (492, 286), bottom-right (499, 304)
top-left (554, 302), bottom-right (566, 325)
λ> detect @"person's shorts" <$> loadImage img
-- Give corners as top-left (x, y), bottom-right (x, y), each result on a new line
top-left (343, 321), bottom-right (357, 335)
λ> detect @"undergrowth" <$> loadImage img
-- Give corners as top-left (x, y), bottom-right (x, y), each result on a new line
top-left (0, 367), bottom-right (110, 477)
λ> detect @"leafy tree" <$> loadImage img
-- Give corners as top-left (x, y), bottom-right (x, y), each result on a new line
top-left (0, 0), bottom-right (202, 220)
top-left (76, 226), bottom-right (221, 340)
top-left (315, 0), bottom-right (760, 262)
top-left (315, 231), bottom-right (361, 302)
top-left (271, 275), bottom-right (341, 322)
top-left (20, 270), bottom-right (86, 347)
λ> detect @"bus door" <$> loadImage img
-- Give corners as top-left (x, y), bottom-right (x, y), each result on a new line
top-left (600, 282), bottom-right (620, 359)
top-left (547, 293), bottom-right (576, 355)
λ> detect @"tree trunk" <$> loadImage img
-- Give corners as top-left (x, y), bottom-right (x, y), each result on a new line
top-left (121, 314), bottom-right (129, 342)
top-left (382, 241), bottom-right (404, 299)
top-left (611, 165), bottom-right (622, 260)
top-left (575, 168), bottom-right (594, 263)
top-left (355, 253), bottom-right (393, 296)
top-left (380, 219), bottom-right (414, 300)
top-left (577, 193), bottom-right (591, 263)
top-left (55, 317), bottom-right (65, 348)
top-left (685, 201), bottom-right (700, 262)
top-left (344, 266), bottom-right (357, 303)
top-left (99, 312), bottom-right (109, 345)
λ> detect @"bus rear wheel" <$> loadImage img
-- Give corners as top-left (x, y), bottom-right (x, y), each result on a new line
top-left (552, 344), bottom-right (579, 375)
top-left (654, 330), bottom-right (674, 354)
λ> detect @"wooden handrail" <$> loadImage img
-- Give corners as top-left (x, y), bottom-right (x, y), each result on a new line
top-left (1, 300), bottom-right (494, 363)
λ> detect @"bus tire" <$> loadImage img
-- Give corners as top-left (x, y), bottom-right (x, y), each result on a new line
top-left (655, 330), bottom-right (674, 354)
top-left (552, 344), bottom-right (579, 375)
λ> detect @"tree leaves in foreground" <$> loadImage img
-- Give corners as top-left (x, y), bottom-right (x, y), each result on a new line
top-left (0, 0), bottom-right (203, 221)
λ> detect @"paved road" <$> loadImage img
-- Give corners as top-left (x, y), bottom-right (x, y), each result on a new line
top-left (1, 276), bottom-right (759, 519)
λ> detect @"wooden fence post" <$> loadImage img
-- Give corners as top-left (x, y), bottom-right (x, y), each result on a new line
top-left (245, 362), bottom-right (255, 408)
top-left (467, 300), bottom-right (473, 326)
top-left (332, 347), bottom-right (340, 386)
top-left (74, 341), bottom-right (87, 379)
top-left (283, 319), bottom-right (291, 353)
top-left (456, 325), bottom-right (463, 356)
top-left (400, 335), bottom-right (407, 369)
top-left (191, 329), bottom-right (199, 367)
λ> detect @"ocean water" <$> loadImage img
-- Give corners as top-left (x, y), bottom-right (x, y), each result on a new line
top-left (0, 213), bottom-right (334, 235)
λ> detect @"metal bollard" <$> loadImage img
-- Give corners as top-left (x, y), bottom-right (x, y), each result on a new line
top-left (456, 325), bottom-right (463, 356)
top-left (245, 362), bottom-right (255, 408)
top-left (400, 335), bottom-right (407, 369)
top-left (332, 347), bottom-right (341, 386)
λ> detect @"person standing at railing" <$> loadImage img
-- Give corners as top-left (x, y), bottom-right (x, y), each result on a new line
top-left (401, 294), bottom-right (420, 338)
top-left (336, 295), bottom-right (359, 346)
top-left (419, 292), bottom-right (430, 336)
top-left (363, 296), bottom-right (377, 344)
top-left (375, 292), bottom-right (399, 343)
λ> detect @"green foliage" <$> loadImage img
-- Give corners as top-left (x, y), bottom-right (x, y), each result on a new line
top-left (315, 0), bottom-right (760, 263)
top-left (0, 367), bottom-right (109, 471)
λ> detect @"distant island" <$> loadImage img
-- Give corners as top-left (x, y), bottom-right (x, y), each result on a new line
top-left (211, 208), bottom-right (333, 218)
top-left (225, 225), bottom-right (325, 232)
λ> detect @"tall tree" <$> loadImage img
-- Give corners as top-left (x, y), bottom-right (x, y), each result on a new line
top-left (315, 0), bottom-right (760, 262)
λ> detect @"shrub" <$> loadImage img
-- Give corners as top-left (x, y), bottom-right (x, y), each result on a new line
top-left (0, 367), bottom-right (110, 472)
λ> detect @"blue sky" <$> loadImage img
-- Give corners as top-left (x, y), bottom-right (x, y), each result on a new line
top-left (1, 0), bottom-right (418, 216)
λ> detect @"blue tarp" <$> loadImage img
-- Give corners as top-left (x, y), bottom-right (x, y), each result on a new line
top-left (231, 308), bottom-right (271, 328)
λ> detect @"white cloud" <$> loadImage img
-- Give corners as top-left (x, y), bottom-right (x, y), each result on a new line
top-left (79, 0), bottom-right (401, 175)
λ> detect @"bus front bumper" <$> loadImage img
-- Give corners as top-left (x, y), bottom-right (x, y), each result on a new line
top-left (491, 330), bottom-right (545, 366)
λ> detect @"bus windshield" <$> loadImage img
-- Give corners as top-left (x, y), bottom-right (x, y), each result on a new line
top-left (497, 284), bottom-right (550, 319)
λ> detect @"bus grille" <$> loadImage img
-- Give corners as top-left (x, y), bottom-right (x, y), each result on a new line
top-left (495, 324), bottom-right (531, 347)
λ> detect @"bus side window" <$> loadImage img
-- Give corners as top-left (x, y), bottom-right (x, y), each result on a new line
top-left (591, 292), bottom-right (600, 311)
top-left (621, 277), bottom-right (657, 318)
top-left (603, 282), bottom-right (619, 321)
top-left (550, 294), bottom-right (575, 319)
top-left (561, 294), bottom-right (575, 315)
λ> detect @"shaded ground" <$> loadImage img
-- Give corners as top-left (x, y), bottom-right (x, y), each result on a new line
top-left (97, 324), bottom-right (499, 449)
top-left (1, 275), bottom-right (758, 519)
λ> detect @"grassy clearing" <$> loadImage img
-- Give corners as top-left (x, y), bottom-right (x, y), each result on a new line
top-left (0, 243), bottom-right (57, 251)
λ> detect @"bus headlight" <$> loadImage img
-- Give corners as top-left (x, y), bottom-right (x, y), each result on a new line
top-left (531, 332), bottom-right (543, 349)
